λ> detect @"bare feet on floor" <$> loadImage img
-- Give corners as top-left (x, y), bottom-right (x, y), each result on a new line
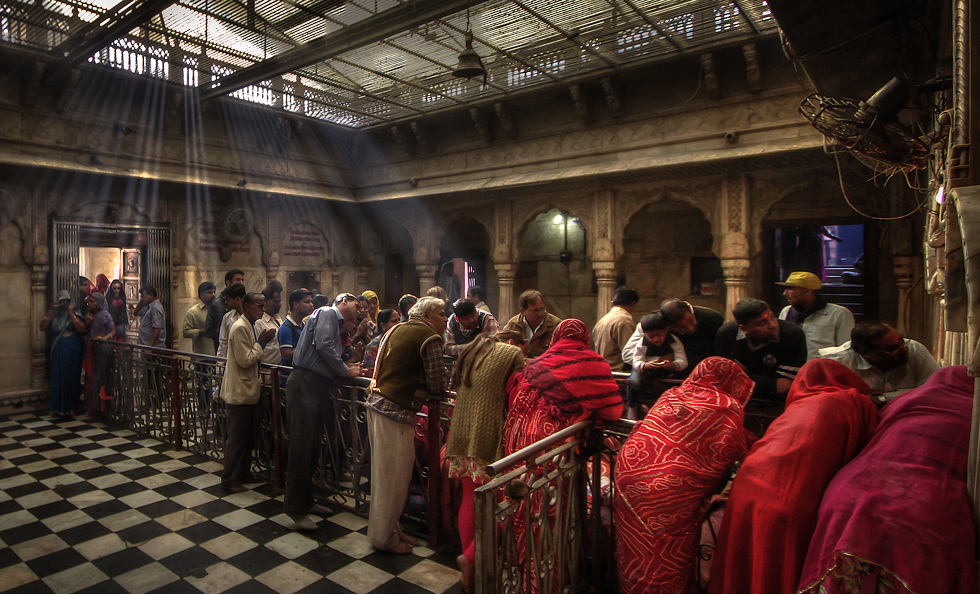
top-left (397, 528), bottom-right (421, 547)
top-left (457, 554), bottom-right (474, 592)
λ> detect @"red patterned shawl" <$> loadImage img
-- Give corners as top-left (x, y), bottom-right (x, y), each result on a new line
top-left (614, 357), bottom-right (755, 594)
top-left (707, 358), bottom-right (878, 594)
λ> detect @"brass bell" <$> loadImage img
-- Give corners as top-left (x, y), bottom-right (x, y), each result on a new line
top-left (453, 30), bottom-right (487, 81)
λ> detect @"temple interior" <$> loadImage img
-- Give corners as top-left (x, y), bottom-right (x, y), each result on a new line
top-left (2, 0), bottom-right (980, 592)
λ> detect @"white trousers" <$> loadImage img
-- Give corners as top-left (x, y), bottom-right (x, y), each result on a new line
top-left (366, 408), bottom-right (416, 550)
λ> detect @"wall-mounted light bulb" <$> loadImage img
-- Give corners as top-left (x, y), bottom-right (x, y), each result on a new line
top-left (554, 214), bottom-right (564, 224)
top-left (935, 187), bottom-right (944, 205)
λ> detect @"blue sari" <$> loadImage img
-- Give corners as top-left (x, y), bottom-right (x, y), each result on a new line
top-left (49, 307), bottom-right (84, 416)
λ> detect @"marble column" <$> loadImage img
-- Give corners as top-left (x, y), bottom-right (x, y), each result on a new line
top-left (495, 263), bottom-right (519, 323)
top-left (416, 264), bottom-right (439, 295)
top-left (721, 258), bottom-right (750, 319)
top-left (593, 261), bottom-right (618, 323)
top-left (31, 264), bottom-right (49, 390)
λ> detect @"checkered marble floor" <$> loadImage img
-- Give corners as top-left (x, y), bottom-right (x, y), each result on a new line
top-left (0, 412), bottom-right (464, 594)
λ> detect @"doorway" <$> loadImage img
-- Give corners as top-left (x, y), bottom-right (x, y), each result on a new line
top-left (52, 220), bottom-right (172, 346)
top-left (769, 223), bottom-right (873, 321)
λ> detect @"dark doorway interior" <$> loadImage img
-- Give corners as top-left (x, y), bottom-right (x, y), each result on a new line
top-left (771, 223), bottom-right (871, 321)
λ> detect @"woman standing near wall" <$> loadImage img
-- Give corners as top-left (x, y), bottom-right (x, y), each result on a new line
top-left (107, 280), bottom-right (128, 340)
top-left (40, 291), bottom-right (88, 418)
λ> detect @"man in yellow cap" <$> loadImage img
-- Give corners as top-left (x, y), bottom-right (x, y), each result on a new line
top-left (777, 271), bottom-right (855, 359)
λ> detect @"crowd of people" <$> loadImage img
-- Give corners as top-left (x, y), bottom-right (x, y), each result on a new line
top-left (58, 264), bottom-right (972, 594)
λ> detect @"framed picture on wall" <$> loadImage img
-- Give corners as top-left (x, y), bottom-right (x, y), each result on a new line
top-left (122, 249), bottom-right (140, 278)
top-left (124, 280), bottom-right (139, 302)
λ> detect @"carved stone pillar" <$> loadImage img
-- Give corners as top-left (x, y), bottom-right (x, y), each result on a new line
top-left (356, 266), bottom-right (371, 292)
top-left (495, 263), bottom-right (519, 323)
top-left (321, 269), bottom-right (341, 299)
top-left (416, 264), bottom-right (439, 295)
top-left (721, 258), bottom-right (750, 319)
top-left (893, 255), bottom-right (915, 336)
top-left (31, 263), bottom-right (49, 389)
top-left (593, 261), bottom-right (618, 323)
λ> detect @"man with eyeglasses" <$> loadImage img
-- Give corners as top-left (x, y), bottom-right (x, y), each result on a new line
top-left (819, 321), bottom-right (939, 405)
top-left (504, 289), bottom-right (562, 357)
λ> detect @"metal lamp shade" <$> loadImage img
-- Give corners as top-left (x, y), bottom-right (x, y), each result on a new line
top-left (453, 31), bottom-right (487, 80)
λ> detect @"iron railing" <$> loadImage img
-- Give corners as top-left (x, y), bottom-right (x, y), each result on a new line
top-left (92, 340), bottom-right (645, 591)
top-left (91, 339), bottom-right (455, 545)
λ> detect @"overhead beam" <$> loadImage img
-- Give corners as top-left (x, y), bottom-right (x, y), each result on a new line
top-left (199, 0), bottom-right (485, 102)
top-left (48, 0), bottom-right (177, 80)
top-left (614, 0), bottom-right (684, 51)
top-left (731, 0), bottom-right (761, 34)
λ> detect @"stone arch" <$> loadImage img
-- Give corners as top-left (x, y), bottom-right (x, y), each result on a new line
top-left (613, 183), bottom-right (722, 259)
top-left (513, 197), bottom-right (592, 260)
top-left (618, 196), bottom-right (722, 314)
top-left (439, 214), bottom-right (494, 307)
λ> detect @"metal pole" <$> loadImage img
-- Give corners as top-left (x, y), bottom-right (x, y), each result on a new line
top-left (271, 368), bottom-right (285, 489)
top-left (171, 359), bottom-right (182, 451)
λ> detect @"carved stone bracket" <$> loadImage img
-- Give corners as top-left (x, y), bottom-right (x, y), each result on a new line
top-left (391, 124), bottom-right (416, 155)
top-left (601, 78), bottom-right (623, 118)
top-left (22, 61), bottom-right (44, 108)
top-left (494, 102), bottom-right (518, 138)
top-left (701, 53), bottom-right (721, 100)
top-left (743, 43), bottom-right (762, 92)
top-left (470, 108), bottom-right (495, 143)
top-left (410, 121), bottom-right (433, 153)
top-left (55, 69), bottom-right (81, 114)
top-left (569, 84), bottom-right (592, 125)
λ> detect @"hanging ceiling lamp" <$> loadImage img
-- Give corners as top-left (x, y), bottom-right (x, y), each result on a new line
top-left (453, 10), bottom-right (487, 83)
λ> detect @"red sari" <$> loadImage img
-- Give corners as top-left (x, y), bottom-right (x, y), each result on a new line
top-left (798, 366), bottom-right (977, 594)
top-left (614, 357), bottom-right (755, 594)
top-left (707, 359), bottom-right (878, 594)
top-left (502, 319), bottom-right (624, 594)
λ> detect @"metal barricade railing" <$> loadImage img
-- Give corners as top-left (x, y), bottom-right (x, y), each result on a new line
top-left (91, 340), bottom-right (455, 545)
top-left (473, 414), bottom-right (637, 594)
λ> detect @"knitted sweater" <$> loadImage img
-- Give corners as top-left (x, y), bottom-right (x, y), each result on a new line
top-left (446, 342), bottom-right (526, 465)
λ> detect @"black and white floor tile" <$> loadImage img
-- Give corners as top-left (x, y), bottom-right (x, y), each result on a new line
top-left (0, 413), bottom-right (463, 594)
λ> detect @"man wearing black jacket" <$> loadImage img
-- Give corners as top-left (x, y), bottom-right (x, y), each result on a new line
top-left (714, 298), bottom-right (807, 405)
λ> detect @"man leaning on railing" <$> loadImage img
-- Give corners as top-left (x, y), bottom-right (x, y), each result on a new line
top-left (365, 296), bottom-right (449, 555)
top-left (283, 293), bottom-right (363, 531)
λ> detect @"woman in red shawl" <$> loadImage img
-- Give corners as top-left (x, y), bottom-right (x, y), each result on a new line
top-left (502, 318), bottom-right (624, 593)
top-left (614, 357), bottom-right (755, 594)
top-left (797, 365), bottom-right (977, 594)
top-left (707, 358), bottom-right (878, 594)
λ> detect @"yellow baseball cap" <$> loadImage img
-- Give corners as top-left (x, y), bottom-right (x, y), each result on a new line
top-left (776, 271), bottom-right (822, 290)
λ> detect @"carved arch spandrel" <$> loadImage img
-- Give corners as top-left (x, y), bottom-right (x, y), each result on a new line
top-left (748, 171), bottom-right (872, 256)
top-left (613, 180), bottom-right (724, 259)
